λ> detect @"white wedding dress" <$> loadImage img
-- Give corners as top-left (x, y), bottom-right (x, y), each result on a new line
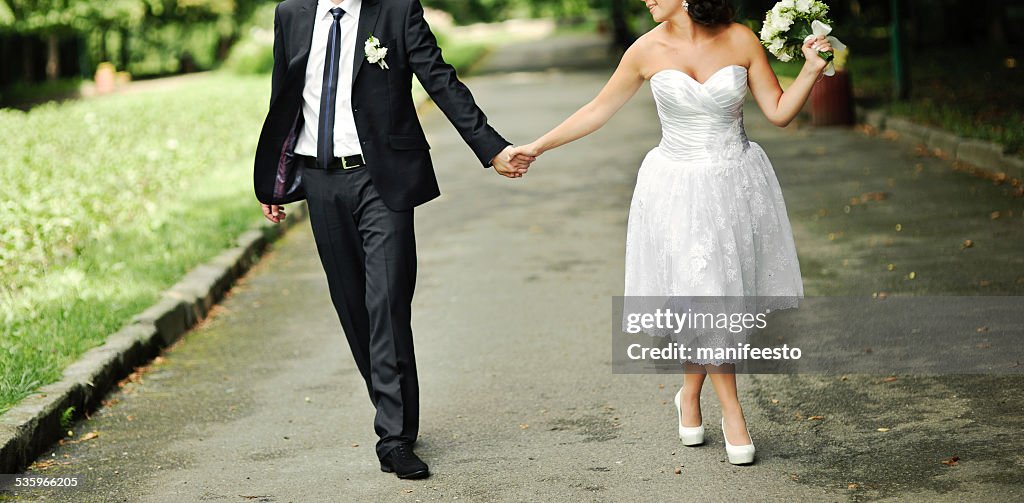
top-left (623, 65), bottom-right (804, 363)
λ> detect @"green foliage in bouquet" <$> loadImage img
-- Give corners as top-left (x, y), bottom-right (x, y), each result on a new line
top-left (759, 0), bottom-right (833, 63)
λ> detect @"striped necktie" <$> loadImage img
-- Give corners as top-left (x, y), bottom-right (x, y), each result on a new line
top-left (318, 7), bottom-right (345, 170)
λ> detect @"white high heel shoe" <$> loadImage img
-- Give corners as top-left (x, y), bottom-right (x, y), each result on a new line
top-left (673, 389), bottom-right (704, 446)
top-left (721, 417), bottom-right (755, 465)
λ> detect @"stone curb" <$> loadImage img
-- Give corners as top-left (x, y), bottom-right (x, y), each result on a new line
top-left (856, 106), bottom-right (1024, 180)
top-left (0, 202), bottom-right (308, 474)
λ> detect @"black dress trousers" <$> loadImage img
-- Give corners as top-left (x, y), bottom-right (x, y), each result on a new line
top-left (300, 165), bottom-right (419, 460)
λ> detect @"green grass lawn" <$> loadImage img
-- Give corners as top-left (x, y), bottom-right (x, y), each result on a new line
top-left (0, 74), bottom-right (271, 414)
top-left (771, 48), bottom-right (1024, 154)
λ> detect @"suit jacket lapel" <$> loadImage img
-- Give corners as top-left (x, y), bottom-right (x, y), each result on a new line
top-left (286, 0), bottom-right (318, 79)
top-left (352, 0), bottom-right (381, 84)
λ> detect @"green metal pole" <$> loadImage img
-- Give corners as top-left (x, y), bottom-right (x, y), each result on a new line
top-left (890, 0), bottom-right (908, 100)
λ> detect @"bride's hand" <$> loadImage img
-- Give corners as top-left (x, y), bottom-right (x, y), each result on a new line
top-left (509, 143), bottom-right (542, 163)
top-left (801, 35), bottom-right (833, 73)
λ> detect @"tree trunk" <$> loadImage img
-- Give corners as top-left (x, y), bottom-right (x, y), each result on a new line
top-left (120, 29), bottom-right (130, 72)
top-left (610, 0), bottom-right (635, 50)
top-left (217, 35), bottom-right (234, 61)
top-left (99, 28), bottom-right (108, 63)
top-left (22, 38), bottom-right (35, 82)
top-left (46, 34), bottom-right (60, 81)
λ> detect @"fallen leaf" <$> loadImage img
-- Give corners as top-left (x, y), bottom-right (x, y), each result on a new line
top-left (883, 376), bottom-right (898, 383)
top-left (908, 271), bottom-right (917, 280)
top-left (61, 431), bottom-right (100, 445)
top-left (848, 483), bottom-right (859, 490)
top-left (808, 415), bottom-right (824, 421)
top-left (976, 343), bottom-right (992, 349)
top-left (771, 399), bottom-right (780, 404)
top-left (658, 383), bottom-right (665, 389)
top-left (351, 443), bottom-right (359, 448)
top-left (991, 211), bottom-right (1001, 220)
top-left (877, 427), bottom-right (890, 432)
top-left (887, 263), bottom-right (896, 271)
top-left (674, 467), bottom-right (682, 475)
top-left (979, 280), bottom-right (992, 287)
top-left (519, 424), bottom-right (529, 430)
top-left (860, 191), bottom-right (888, 203)
top-left (941, 456), bottom-right (960, 466)
top-left (977, 326), bottom-right (989, 333)
top-left (961, 239), bottom-right (974, 249)
top-left (895, 223), bottom-right (902, 232)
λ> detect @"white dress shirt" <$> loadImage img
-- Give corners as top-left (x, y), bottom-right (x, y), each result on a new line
top-left (294, 0), bottom-right (363, 158)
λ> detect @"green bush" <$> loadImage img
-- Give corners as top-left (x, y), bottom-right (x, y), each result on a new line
top-left (224, 3), bottom-right (276, 75)
top-left (224, 35), bottom-right (275, 75)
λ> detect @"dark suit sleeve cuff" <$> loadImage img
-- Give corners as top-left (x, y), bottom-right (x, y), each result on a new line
top-left (475, 136), bottom-right (512, 169)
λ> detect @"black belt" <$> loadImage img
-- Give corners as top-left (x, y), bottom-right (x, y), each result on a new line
top-left (299, 153), bottom-right (366, 170)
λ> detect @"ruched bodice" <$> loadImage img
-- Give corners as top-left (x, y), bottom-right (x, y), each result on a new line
top-left (650, 65), bottom-right (750, 163)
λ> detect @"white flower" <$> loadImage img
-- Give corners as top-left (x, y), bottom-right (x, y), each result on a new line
top-left (771, 13), bottom-right (794, 33)
top-left (795, 0), bottom-right (813, 12)
top-left (760, 13), bottom-right (777, 38)
top-left (364, 35), bottom-right (389, 69)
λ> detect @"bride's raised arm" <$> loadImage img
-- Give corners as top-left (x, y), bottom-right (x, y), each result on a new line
top-left (511, 42), bottom-right (647, 158)
top-left (744, 27), bottom-right (832, 127)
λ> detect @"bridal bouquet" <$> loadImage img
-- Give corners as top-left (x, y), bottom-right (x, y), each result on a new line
top-left (760, 0), bottom-right (846, 76)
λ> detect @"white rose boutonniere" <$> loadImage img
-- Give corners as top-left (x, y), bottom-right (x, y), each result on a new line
top-left (365, 35), bottom-right (389, 70)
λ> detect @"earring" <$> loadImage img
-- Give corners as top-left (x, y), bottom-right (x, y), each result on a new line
top-left (683, 1), bottom-right (689, 10)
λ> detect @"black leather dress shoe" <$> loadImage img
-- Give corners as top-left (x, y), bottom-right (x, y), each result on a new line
top-left (380, 443), bottom-right (430, 479)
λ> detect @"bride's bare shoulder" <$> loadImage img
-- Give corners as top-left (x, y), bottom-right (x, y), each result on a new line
top-left (724, 22), bottom-right (763, 49)
top-left (634, 24), bottom-right (670, 49)
top-left (619, 29), bottom-right (659, 66)
top-left (623, 25), bottom-right (671, 63)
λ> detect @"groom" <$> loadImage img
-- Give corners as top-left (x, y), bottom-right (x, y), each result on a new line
top-left (253, 0), bottom-right (532, 479)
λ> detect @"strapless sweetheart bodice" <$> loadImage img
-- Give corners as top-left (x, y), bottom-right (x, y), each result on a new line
top-left (649, 65), bottom-right (750, 164)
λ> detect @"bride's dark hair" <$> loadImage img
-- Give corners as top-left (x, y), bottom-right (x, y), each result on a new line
top-left (687, 0), bottom-right (736, 27)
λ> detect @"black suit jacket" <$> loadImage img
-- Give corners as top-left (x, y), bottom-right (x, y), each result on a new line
top-left (254, 0), bottom-right (510, 210)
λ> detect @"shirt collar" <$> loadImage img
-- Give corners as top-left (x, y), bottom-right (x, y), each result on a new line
top-left (317, 0), bottom-right (361, 19)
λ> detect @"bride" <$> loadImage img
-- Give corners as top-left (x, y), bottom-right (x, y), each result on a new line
top-left (510, 0), bottom-right (832, 464)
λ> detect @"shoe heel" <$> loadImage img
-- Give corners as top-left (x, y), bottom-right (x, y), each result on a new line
top-left (674, 389), bottom-right (705, 446)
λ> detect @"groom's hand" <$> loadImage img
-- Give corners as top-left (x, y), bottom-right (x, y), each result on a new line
top-left (261, 203), bottom-right (287, 224)
top-left (492, 145), bottom-right (534, 178)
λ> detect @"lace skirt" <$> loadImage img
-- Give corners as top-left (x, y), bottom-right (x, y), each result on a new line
top-left (622, 142), bottom-right (804, 364)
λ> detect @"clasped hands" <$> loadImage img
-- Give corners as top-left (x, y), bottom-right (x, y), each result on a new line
top-left (491, 144), bottom-right (542, 179)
